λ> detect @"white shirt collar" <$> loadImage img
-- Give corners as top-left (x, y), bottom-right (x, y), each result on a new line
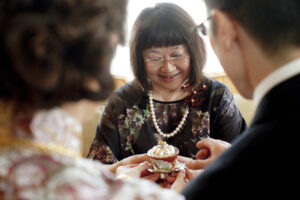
top-left (253, 57), bottom-right (300, 106)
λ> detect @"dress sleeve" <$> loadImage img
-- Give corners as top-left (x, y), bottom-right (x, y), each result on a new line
top-left (87, 94), bottom-right (122, 164)
top-left (210, 85), bottom-right (247, 142)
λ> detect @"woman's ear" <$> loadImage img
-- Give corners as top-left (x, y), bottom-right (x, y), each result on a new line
top-left (211, 9), bottom-right (237, 50)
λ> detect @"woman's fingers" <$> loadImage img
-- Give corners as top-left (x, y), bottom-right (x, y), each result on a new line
top-left (170, 170), bottom-right (188, 192)
top-left (166, 175), bottom-right (176, 184)
top-left (116, 161), bottom-right (151, 178)
top-left (142, 173), bottom-right (160, 182)
top-left (110, 154), bottom-right (149, 173)
top-left (134, 161), bottom-right (151, 172)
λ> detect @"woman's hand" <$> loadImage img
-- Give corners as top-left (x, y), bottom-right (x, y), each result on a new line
top-left (115, 161), bottom-right (152, 179)
top-left (109, 154), bottom-right (150, 173)
top-left (187, 138), bottom-right (231, 169)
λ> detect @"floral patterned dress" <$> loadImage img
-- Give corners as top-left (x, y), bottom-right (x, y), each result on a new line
top-left (0, 106), bottom-right (183, 200)
top-left (88, 77), bottom-right (247, 164)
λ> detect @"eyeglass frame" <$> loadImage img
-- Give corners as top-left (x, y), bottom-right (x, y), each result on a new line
top-left (144, 54), bottom-right (190, 67)
top-left (195, 15), bottom-right (213, 36)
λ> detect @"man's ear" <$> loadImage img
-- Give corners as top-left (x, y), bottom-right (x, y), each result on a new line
top-left (211, 9), bottom-right (237, 50)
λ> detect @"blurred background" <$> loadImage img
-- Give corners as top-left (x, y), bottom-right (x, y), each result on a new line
top-left (110, 0), bottom-right (224, 80)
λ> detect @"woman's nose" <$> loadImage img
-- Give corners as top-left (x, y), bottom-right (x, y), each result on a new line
top-left (160, 61), bottom-right (176, 73)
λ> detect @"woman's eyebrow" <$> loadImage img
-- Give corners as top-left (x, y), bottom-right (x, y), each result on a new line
top-left (147, 49), bottom-right (161, 53)
top-left (144, 45), bottom-right (184, 55)
top-left (170, 45), bottom-right (185, 50)
top-left (144, 49), bottom-right (161, 55)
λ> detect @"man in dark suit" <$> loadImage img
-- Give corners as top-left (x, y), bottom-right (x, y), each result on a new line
top-left (182, 0), bottom-right (300, 198)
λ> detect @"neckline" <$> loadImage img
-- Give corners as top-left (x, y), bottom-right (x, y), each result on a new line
top-left (151, 98), bottom-right (186, 104)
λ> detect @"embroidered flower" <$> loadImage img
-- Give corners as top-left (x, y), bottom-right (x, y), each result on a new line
top-left (118, 105), bottom-right (149, 151)
top-left (184, 82), bottom-right (209, 107)
top-left (191, 110), bottom-right (210, 139)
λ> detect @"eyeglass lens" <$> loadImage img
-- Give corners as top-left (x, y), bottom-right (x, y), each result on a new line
top-left (147, 56), bottom-right (188, 67)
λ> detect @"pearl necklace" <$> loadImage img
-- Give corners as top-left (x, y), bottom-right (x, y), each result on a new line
top-left (148, 92), bottom-right (189, 138)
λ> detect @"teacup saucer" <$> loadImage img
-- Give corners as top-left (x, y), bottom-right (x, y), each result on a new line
top-left (147, 160), bottom-right (186, 173)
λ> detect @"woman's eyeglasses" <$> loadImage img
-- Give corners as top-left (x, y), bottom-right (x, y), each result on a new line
top-left (195, 15), bottom-right (212, 36)
top-left (145, 55), bottom-right (189, 67)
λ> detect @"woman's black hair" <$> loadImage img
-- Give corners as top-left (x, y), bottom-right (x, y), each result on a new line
top-left (130, 3), bottom-right (206, 91)
top-left (0, 0), bottom-right (127, 110)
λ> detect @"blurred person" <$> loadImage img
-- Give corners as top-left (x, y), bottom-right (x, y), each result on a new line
top-left (181, 0), bottom-right (300, 199)
top-left (0, 0), bottom-right (185, 199)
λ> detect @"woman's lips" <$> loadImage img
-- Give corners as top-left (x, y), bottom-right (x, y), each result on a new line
top-left (159, 73), bottom-right (180, 82)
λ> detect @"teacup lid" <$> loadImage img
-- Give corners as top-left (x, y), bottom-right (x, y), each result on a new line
top-left (148, 141), bottom-right (177, 158)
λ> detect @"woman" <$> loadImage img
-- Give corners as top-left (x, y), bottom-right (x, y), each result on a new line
top-left (88, 3), bottom-right (246, 164)
top-left (0, 0), bottom-right (185, 199)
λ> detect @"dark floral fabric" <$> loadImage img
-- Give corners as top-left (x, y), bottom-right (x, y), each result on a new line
top-left (87, 77), bottom-right (247, 163)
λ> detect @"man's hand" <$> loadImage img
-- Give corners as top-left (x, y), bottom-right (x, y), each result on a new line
top-left (170, 170), bottom-right (189, 192)
top-left (187, 138), bottom-right (231, 169)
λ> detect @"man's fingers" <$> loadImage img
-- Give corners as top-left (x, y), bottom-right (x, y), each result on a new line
top-left (186, 168), bottom-right (203, 180)
top-left (171, 170), bottom-right (188, 192)
top-left (196, 138), bottom-right (211, 149)
top-left (186, 159), bottom-right (210, 170)
top-left (195, 148), bottom-right (210, 159)
top-left (197, 138), bottom-right (231, 149)
top-left (176, 170), bottom-right (186, 180)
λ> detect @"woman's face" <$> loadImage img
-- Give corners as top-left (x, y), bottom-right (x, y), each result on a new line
top-left (143, 44), bottom-right (191, 92)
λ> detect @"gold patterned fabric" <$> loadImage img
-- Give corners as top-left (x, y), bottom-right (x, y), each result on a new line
top-left (0, 102), bottom-right (184, 200)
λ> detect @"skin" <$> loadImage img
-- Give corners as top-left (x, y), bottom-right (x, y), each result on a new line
top-left (143, 44), bottom-right (191, 101)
